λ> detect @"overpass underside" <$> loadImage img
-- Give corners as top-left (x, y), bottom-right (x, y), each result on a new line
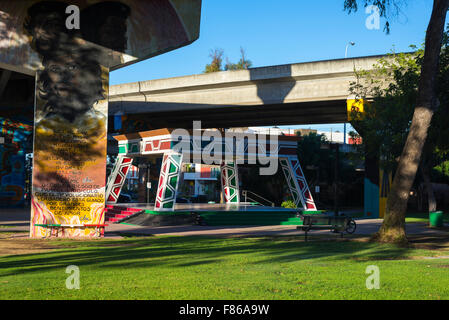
top-left (109, 55), bottom-right (384, 131)
top-left (110, 99), bottom-right (348, 129)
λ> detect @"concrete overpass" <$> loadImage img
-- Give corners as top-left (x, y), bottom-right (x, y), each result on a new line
top-left (108, 54), bottom-right (384, 130)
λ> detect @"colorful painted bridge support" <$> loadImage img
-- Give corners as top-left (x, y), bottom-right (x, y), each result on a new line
top-left (220, 162), bottom-right (240, 204)
top-left (1, 1), bottom-right (202, 238)
top-left (107, 128), bottom-right (317, 212)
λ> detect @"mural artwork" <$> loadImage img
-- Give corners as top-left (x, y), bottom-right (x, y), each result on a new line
top-left (0, 118), bottom-right (33, 207)
top-left (0, 0), bottom-right (202, 237)
top-left (25, 2), bottom-right (110, 237)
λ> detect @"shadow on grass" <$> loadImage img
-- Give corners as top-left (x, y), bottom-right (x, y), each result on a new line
top-left (406, 212), bottom-right (449, 223)
top-left (0, 236), bottom-right (418, 278)
top-left (0, 222), bottom-right (29, 227)
top-left (408, 234), bottom-right (449, 250)
top-left (0, 230), bottom-right (28, 234)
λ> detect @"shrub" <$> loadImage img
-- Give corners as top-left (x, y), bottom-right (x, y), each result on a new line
top-left (281, 200), bottom-right (297, 209)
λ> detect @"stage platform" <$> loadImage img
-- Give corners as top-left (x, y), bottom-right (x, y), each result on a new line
top-left (106, 203), bottom-right (322, 227)
top-left (114, 203), bottom-right (301, 213)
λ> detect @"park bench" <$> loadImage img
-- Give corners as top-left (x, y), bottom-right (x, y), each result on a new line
top-left (83, 224), bottom-right (108, 237)
top-left (296, 213), bottom-right (356, 241)
top-left (34, 224), bottom-right (65, 238)
top-left (34, 224), bottom-right (108, 238)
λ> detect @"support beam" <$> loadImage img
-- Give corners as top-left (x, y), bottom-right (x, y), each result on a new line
top-left (220, 162), bottom-right (240, 204)
top-left (30, 41), bottom-right (110, 239)
top-left (0, 70), bottom-right (11, 98)
top-left (279, 156), bottom-right (317, 211)
top-left (155, 153), bottom-right (183, 211)
top-left (105, 156), bottom-right (134, 204)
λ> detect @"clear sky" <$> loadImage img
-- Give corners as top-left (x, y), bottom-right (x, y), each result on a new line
top-left (109, 0), bottom-right (443, 133)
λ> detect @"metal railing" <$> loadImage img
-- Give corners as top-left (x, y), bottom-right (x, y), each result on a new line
top-left (241, 190), bottom-right (275, 207)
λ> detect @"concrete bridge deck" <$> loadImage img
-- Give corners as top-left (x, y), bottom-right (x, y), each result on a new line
top-left (109, 55), bottom-right (385, 129)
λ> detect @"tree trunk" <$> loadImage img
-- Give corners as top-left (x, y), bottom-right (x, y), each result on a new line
top-left (420, 162), bottom-right (437, 212)
top-left (374, 0), bottom-right (449, 244)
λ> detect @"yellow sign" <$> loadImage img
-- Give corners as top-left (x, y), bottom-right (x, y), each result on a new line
top-left (347, 99), bottom-right (364, 121)
top-left (379, 169), bottom-right (392, 219)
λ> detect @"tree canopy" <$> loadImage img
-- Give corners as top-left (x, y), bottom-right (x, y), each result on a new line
top-left (350, 26), bottom-right (449, 210)
top-left (343, 0), bottom-right (403, 33)
top-left (204, 47), bottom-right (252, 73)
top-left (204, 48), bottom-right (224, 73)
top-left (345, 0), bottom-right (449, 244)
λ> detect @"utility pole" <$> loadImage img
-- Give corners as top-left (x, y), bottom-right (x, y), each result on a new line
top-left (333, 143), bottom-right (340, 216)
top-left (344, 42), bottom-right (355, 146)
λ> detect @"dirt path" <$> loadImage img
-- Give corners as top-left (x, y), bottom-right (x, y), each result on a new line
top-left (0, 233), bottom-right (63, 256)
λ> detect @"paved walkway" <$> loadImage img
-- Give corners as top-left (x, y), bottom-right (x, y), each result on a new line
top-left (0, 207), bottom-right (31, 234)
top-left (106, 219), bottom-right (448, 238)
top-left (1, 207), bottom-right (447, 238)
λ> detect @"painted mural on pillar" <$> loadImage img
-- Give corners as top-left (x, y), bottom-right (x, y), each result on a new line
top-left (0, 152), bottom-right (26, 207)
top-left (0, 0), bottom-right (202, 237)
top-left (25, 2), bottom-right (110, 237)
top-left (0, 117), bottom-right (33, 207)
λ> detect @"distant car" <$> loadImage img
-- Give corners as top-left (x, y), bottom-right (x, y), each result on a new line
top-left (176, 197), bottom-right (191, 203)
top-left (189, 195), bottom-right (208, 203)
top-left (118, 193), bottom-right (132, 203)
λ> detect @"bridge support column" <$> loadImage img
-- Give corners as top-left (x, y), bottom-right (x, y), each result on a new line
top-left (155, 153), bottom-right (183, 211)
top-left (379, 168), bottom-right (392, 219)
top-left (220, 162), bottom-right (240, 204)
top-left (30, 42), bottom-right (110, 238)
top-left (364, 154), bottom-right (379, 218)
top-left (279, 156), bottom-right (317, 211)
top-left (105, 156), bottom-right (134, 204)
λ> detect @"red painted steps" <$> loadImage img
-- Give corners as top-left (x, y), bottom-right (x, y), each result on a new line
top-left (105, 205), bottom-right (143, 223)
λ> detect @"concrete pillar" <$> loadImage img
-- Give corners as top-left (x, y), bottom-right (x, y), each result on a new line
top-left (105, 156), bottom-right (134, 204)
top-left (220, 162), bottom-right (240, 204)
top-left (364, 155), bottom-right (379, 218)
top-left (30, 36), bottom-right (110, 238)
top-left (155, 152), bottom-right (183, 211)
top-left (279, 156), bottom-right (317, 211)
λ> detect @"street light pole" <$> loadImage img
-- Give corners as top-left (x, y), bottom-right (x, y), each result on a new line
top-left (344, 42), bottom-right (355, 146)
top-left (333, 143), bottom-right (340, 216)
top-left (345, 41), bottom-right (355, 58)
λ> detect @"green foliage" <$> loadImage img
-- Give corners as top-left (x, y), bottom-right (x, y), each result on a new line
top-left (297, 132), bottom-right (329, 166)
top-left (349, 26), bottom-right (449, 174)
top-left (240, 165), bottom-right (286, 206)
top-left (204, 48), bottom-right (224, 73)
top-left (432, 161), bottom-right (449, 184)
top-left (297, 132), bottom-right (331, 184)
top-left (281, 200), bottom-right (297, 209)
top-left (225, 47), bottom-right (252, 71)
top-left (204, 47), bottom-right (252, 73)
top-left (296, 132), bottom-right (363, 207)
top-left (296, 132), bottom-right (359, 184)
top-left (350, 51), bottom-right (422, 171)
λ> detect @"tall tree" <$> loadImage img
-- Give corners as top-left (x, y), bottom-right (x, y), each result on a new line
top-left (204, 48), bottom-right (224, 73)
top-left (225, 47), bottom-right (253, 71)
top-left (204, 47), bottom-right (252, 73)
top-left (345, 0), bottom-right (449, 244)
top-left (350, 43), bottom-right (449, 214)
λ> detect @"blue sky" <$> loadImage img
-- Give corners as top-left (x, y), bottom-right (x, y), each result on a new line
top-left (110, 0), bottom-right (442, 133)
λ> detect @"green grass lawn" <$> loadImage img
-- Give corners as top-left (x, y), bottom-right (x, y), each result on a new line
top-left (406, 212), bottom-right (449, 224)
top-left (1, 235), bottom-right (449, 300)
